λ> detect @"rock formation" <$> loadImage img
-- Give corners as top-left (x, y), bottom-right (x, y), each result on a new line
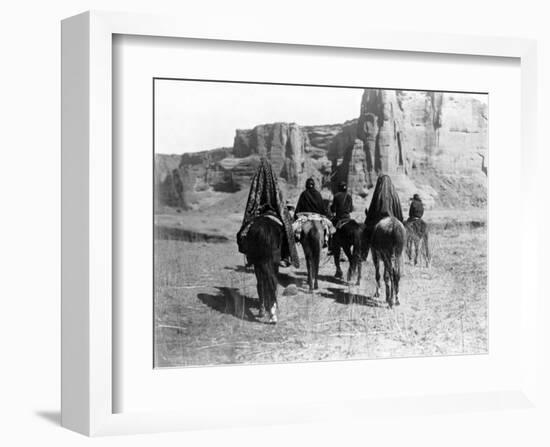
top-left (156, 88), bottom-right (488, 211)
top-left (154, 154), bottom-right (188, 210)
top-left (233, 122), bottom-right (308, 185)
top-left (325, 89), bottom-right (487, 207)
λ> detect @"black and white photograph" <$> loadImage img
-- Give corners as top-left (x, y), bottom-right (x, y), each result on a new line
top-left (153, 79), bottom-right (488, 368)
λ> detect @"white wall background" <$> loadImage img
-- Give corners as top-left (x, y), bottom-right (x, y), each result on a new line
top-left (1, 1), bottom-right (548, 446)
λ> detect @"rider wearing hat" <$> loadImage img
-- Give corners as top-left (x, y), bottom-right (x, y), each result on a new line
top-left (408, 193), bottom-right (424, 221)
top-left (294, 177), bottom-right (328, 218)
top-left (330, 181), bottom-right (353, 226)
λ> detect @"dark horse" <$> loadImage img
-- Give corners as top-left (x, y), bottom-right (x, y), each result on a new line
top-left (332, 220), bottom-right (365, 285)
top-left (405, 218), bottom-right (431, 267)
top-left (363, 175), bottom-right (406, 308)
top-left (245, 215), bottom-right (283, 323)
top-left (370, 217), bottom-right (406, 307)
top-left (300, 220), bottom-right (324, 291)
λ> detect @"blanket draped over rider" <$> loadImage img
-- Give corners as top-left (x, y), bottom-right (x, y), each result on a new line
top-left (236, 157), bottom-right (300, 268)
top-left (364, 174), bottom-right (404, 230)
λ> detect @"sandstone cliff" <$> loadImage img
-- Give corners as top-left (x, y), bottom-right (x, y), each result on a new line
top-left (326, 89), bottom-right (487, 208)
top-left (155, 88), bottom-right (487, 211)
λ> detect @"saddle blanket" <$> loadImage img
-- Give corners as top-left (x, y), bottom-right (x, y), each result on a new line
top-left (237, 212), bottom-right (283, 251)
top-left (292, 213), bottom-right (335, 243)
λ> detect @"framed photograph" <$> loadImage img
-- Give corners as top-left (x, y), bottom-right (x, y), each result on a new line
top-left (61, 10), bottom-right (541, 436)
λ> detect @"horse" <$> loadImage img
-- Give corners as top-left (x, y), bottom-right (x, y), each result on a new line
top-left (245, 215), bottom-right (283, 323)
top-left (362, 175), bottom-right (406, 307)
top-left (300, 220), bottom-right (324, 291)
top-left (332, 220), bottom-right (365, 285)
top-left (405, 218), bottom-right (431, 267)
top-left (369, 216), bottom-right (406, 308)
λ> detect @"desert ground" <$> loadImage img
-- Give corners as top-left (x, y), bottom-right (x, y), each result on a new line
top-left (154, 208), bottom-right (487, 367)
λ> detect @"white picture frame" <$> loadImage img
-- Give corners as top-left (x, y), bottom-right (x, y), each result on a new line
top-left (61, 10), bottom-right (541, 436)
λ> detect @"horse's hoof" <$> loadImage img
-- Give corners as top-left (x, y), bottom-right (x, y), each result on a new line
top-left (314, 282), bottom-right (319, 290)
top-left (395, 299), bottom-right (400, 306)
top-left (335, 271), bottom-right (343, 279)
top-left (268, 315), bottom-right (277, 324)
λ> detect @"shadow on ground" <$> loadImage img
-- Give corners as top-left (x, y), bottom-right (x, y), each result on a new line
top-left (293, 270), bottom-right (344, 286)
top-left (223, 265), bottom-right (250, 274)
top-left (198, 287), bottom-right (261, 322)
top-left (223, 265), bottom-right (308, 289)
top-left (319, 287), bottom-right (383, 307)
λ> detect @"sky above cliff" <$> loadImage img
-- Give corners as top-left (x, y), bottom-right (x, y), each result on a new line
top-left (154, 79), bottom-right (487, 155)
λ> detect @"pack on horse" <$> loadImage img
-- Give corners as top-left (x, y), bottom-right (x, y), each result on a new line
top-left (292, 178), bottom-right (333, 291)
top-left (330, 182), bottom-right (365, 285)
top-left (237, 158), bottom-right (299, 323)
top-left (405, 194), bottom-right (431, 267)
top-left (363, 175), bottom-right (406, 308)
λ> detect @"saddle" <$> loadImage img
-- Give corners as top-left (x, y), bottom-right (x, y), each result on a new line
top-left (292, 212), bottom-right (334, 244)
top-left (237, 211), bottom-right (283, 255)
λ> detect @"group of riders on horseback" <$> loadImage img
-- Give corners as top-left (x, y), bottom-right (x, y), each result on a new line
top-left (236, 158), bottom-right (429, 323)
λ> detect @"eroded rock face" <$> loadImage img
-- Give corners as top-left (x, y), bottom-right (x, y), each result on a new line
top-left (346, 139), bottom-right (369, 196)
top-left (327, 89), bottom-right (487, 207)
top-left (157, 89), bottom-right (487, 211)
top-left (232, 122), bottom-right (307, 184)
top-left (155, 154), bottom-right (189, 209)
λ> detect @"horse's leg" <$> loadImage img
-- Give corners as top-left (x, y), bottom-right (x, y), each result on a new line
top-left (315, 225), bottom-right (324, 289)
top-left (356, 257), bottom-right (362, 286)
top-left (414, 238), bottom-right (419, 266)
top-left (254, 264), bottom-right (266, 318)
top-left (306, 253), bottom-right (314, 292)
top-left (393, 254), bottom-right (401, 306)
top-left (405, 230), bottom-right (412, 262)
top-left (343, 245), bottom-right (354, 282)
top-left (423, 232), bottom-right (431, 268)
top-left (383, 255), bottom-right (393, 308)
top-left (313, 243), bottom-right (320, 290)
top-left (373, 251), bottom-right (381, 298)
top-left (333, 242), bottom-right (343, 279)
top-left (268, 263), bottom-right (279, 324)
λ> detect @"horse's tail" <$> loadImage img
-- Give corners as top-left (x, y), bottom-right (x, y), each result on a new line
top-left (393, 220), bottom-right (406, 255)
top-left (392, 220), bottom-right (406, 273)
top-left (302, 221), bottom-right (322, 267)
top-left (422, 224), bottom-right (431, 266)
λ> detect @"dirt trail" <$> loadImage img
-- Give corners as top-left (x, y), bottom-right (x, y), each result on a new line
top-left (154, 225), bottom-right (487, 367)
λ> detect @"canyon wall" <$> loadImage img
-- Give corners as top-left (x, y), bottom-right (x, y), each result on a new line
top-left (155, 88), bottom-right (488, 211)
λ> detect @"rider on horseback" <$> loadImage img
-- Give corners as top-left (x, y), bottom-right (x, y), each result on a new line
top-left (293, 178), bottom-right (334, 248)
top-left (330, 181), bottom-right (354, 228)
top-left (407, 193), bottom-right (424, 222)
top-left (328, 181), bottom-right (353, 256)
top-left (237, 158), bottom-right (299, 269)
top-left (294, 178), bottom-right (327, 217)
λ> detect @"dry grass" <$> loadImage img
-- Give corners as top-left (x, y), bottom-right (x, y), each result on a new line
top-left (154, 217), bottom-right (487, 367)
